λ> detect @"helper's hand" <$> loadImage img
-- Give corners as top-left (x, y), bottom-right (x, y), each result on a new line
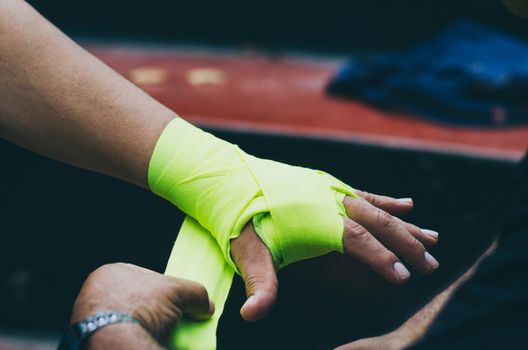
top-left (231, 190), bottom-right (439, 322)
top-left (71, 263), bottom-right (214, 348)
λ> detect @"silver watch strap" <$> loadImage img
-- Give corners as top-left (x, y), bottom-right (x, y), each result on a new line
top-left (75, 311), bottom-right (139, 338)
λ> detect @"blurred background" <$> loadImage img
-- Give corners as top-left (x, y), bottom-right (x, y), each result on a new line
top-left (25, 0), bottom-right (528, 52)
top-left (1, 0), bottom-right (527, 349)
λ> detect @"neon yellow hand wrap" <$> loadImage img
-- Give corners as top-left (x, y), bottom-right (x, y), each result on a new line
top-left (148, 118), bottom-right (357, 350)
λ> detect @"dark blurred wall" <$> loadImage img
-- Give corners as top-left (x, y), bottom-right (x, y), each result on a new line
top-left (27, 0), bottom-right (528, 52)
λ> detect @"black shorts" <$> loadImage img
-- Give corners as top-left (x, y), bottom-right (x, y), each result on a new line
top-left (410, 154), bottom-right (528, 349)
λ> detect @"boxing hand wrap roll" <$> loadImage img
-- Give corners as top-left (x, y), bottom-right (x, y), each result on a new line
top-left (148, 118), bottom-right (357, 350)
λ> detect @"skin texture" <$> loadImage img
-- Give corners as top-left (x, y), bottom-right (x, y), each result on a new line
top-left (0, 0), bottom-right (440, 339)
top-left (72, 263), bottom-right (214, 350)
top-left (0, 0), bottom-right (172, 187)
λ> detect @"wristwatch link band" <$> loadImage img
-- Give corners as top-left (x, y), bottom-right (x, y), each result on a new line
top-left (57, 311), bottom-right (140, 350)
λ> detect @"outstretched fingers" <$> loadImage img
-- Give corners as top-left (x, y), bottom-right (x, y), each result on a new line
top-left (342, 195), bottom-right (439, 281)
top-left (342, 217), bottom-right (410, 283)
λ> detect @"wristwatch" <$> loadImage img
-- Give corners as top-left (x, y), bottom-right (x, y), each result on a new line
top-left (57, 311), bottom-right (140, 350)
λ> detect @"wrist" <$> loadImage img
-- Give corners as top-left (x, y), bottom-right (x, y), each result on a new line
top-left (60, 310), bottom-right (149, 350)
top-left (87, 322), bottom-right (162, 350)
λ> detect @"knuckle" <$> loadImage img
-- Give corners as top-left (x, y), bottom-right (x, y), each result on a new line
top-left (410, 237), bottom-right (424, 251)
top-left (343, 195), bottom-right (359, 218)
top-left (403, 238), bottom-right (425, 258)
top-left (344, 220), bottom-right (369, 241)
top-left (375, 250), bottom-right (397, 267)
top-left (245, 275), bottom-right (265, 293)
top-left (406, 222), bottom-right (421, 235)
top-left (376, 209), bottom-right (394, 228)
top-left (244, 273), bottom-right (278, 295)
top-left (352, 198), bottom-right (371, 217)
top-left (166, 280), bottom-right (185, 300)
top-left (343, 195), bottom-right (354, 210)
top-left (168, 281), bottom-right (182, 298)
top-left (363, 191), bottom-right (377, 205)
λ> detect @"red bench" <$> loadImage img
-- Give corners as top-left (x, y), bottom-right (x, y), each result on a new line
top-left (90, 44), bottom-right (528, 162)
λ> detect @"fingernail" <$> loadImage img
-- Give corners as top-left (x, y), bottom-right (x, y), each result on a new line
top-left (424, 252), bottom-right (440, 269)
top-left (243, 295), bottom-right (255, 309)
top-left (208, 300), bottom-right (215, 315)
top-left (393, 261), bottom-right (411, 280)
top-left (422, 229), bottom-right (439, 239)
top-left (398, 198), bottom-right (413, 204)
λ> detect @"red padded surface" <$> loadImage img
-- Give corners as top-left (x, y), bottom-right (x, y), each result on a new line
top-left (89, 45), bottom-right (528, 161)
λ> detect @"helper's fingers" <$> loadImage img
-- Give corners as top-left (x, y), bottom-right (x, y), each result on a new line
top-left (167, 276), bottom-right (214, 321)
top-left (231, 223), bottom-right (278, 322)
top-left (354, 189), bottom-right (414, 216)
top-left (343, 196), bottom-right (439, 274)
top-left (343, 218), bottom-right (410, 284)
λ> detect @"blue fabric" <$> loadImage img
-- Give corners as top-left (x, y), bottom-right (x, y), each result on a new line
top-left (327, 21), bottom-right (528, 126)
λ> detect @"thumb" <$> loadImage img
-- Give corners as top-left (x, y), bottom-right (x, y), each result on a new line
top-left (231, 223), bottom-right (278, 322)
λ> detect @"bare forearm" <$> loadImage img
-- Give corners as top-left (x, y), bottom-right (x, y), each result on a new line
top-left (395, 272), bottom-right (470, 346)
top-left (395, 242), bottom-right (497, 347)
top-left (0, 0), bottom-right (175, 187)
